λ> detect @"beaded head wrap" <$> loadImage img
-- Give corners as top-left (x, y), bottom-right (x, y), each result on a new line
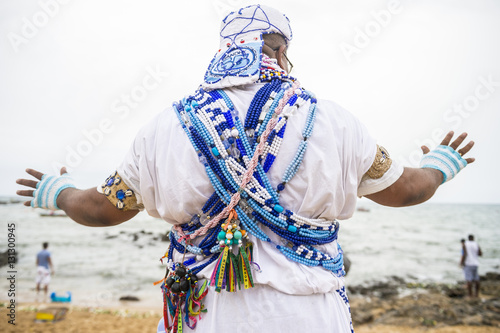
top-left (202, 4), bottom-right (292, 90)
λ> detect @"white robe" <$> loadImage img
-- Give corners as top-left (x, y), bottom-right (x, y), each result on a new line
top-left (117, 83), bottom-right (403, 332)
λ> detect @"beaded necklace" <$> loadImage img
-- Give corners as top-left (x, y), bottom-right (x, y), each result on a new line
top-left (159, 59), bottom-right (344, 332)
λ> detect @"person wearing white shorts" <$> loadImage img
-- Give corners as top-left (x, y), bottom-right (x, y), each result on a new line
top-left (36, 242), bottom-right (53, 295)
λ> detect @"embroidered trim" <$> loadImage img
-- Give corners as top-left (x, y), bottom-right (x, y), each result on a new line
top-left (366, 145), bottom-right (392, 179)
top-left (100, 171), bottom-right (142, 211)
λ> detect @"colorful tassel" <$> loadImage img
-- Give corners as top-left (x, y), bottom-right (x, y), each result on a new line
top-left (210, 246), bottom-right (230, 292)
top-left (226, 252), bottom-right (238, 292)
top-left (210, 209), bottom-right (255, 293)
top-left (161, 264), bottom-right (208, 333)
top-left (237, 242), bottom-right (254, 289)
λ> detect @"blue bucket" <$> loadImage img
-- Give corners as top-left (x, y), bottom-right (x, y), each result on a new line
top-left (50, 291), bottom-right (71, 303)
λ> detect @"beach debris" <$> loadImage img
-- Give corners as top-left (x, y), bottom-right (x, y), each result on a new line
top-left (35, 306), bottom-right (69, 323)
top-left (119, 295), bottom-right (140, 301)
top-left (50, 291), bottom-right (72, 303)
top-left (39, 211), bottom-right (67, 217)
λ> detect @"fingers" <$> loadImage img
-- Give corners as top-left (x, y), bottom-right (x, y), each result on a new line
top-left (421, 146), bottom-right (430, 154)
top-left (439, 131), bottom-right (455, 146)
top-left (451, 132), bottom-right (475, 162)
top-left (26, 168), bottom-right (44, 180)
top-left (439, 131), bottom-right (475, 162)
top-left (457, 139), bottom-right (475, 157)
top-left (16, 178), bottom-right (38, 189)
top-left (16, 168), bottom-right (42, 205)
top-left (17, 189), bottom-right (34, 197)
top-left (449, 132), bottom-right (468, 150)
top-left (16, 189), bottom-right (34, 197)
top-left (60, 166), bottom-right (68, 175)
top-left (16, 178), bottom-right (36, 206)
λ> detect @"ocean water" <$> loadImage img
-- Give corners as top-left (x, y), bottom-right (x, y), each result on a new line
top-left (340, 201), bottom-right (500, 286)
top-left (1, 201), bottom-right (499, 309)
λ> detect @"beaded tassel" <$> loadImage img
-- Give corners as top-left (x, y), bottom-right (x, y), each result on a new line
top-left (161, 265), bottom-right (209, 333)
top-left (210, 209), bottom-right (253, 292)
top-left (237, 242), bottom-right (254, 290)
top-left (210, 246), bottom-right (230, 292)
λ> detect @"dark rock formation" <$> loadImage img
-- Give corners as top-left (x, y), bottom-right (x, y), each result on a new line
top-left (349, 273), bottom-right (500, 328)
top-left (0, 250), bottom-right (17, 267)
top-left (119, 295), bottom-right (140, 301)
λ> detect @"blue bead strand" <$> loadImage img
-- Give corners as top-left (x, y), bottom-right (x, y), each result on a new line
top-left (169, 74), bottom-right (342, 275)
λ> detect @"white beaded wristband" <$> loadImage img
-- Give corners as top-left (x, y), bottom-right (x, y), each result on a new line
top-left (31, 174), bottom-right (76, 210)
top-left (420, 145), bottom-right (467, 183)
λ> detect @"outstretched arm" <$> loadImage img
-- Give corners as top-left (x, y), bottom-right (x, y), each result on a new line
top-left (16, 168), bottom-right (138, 227)
top-left (366, 131), bottom-right (475, 207)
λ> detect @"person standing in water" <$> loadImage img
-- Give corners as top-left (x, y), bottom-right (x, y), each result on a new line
top-left (36, 242), bottom-right (53, 298)
top-left (461, 234), bottom-right (482, 297)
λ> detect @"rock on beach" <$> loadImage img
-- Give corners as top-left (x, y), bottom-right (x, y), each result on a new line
top-left (349, 273), bottom-right (500, 328)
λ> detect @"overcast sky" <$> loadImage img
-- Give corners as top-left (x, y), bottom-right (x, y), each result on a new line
top-left (1, 0), bottom-right (499, 204)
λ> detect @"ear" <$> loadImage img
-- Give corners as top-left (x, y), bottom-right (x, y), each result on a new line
top-left (261, 44), bottom-right (275, 59)
top-left (276, 45), bottom-right (288, 73)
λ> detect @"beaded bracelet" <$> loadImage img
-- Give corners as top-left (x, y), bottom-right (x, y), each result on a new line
top-left (420, 145), bottom-right (468, 183)
top-left (31, 173), bottom-right (75, 210)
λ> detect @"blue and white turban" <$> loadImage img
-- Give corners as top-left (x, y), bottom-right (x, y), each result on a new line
top-left (202, 4), bottom-right (292, 90)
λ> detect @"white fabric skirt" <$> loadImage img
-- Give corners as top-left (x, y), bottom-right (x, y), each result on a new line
top-left (157, 283), bottom-right (354, 333)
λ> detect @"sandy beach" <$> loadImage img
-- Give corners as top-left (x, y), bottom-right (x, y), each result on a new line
top-left (1, 203), bottom-right (499, 332)
top-left (1, 303), bottom-right (499, 333)
top-left (2, 273), bottom-right (500, 332)
top-left (1, 303), bottom-right (162, 333)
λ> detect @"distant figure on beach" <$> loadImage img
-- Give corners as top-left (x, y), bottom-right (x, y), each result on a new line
top-left (36, 242), bottom-right (53, 297)
top-left (460, 234), bottom-right (482, 297)
top-left (460, 238), bottom-right (465, 256)
top-left (16, 4), bottom-right (476, 332)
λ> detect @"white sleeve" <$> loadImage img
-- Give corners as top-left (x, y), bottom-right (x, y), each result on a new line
top-left (357, 160), bottom-right (404, 197)
top-left (346, 112), bottom-right (404, 198)
top-left (116, 142), bottom-right (144, 207)
top-left (115, 113), bottom-right (164, 208)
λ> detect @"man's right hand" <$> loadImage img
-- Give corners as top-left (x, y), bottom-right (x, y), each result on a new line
top-left (366, 131), bottom-right (475, 207)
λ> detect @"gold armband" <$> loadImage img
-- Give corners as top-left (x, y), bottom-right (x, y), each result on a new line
top-left (100, 171), bottom-right (142, 211)
top-left (365, 145), bottom-right (392, 179)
